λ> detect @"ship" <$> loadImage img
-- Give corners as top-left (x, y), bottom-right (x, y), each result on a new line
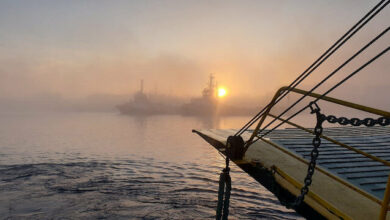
top-left (117, 80), bottom-right (176, 115)
top-left (193, 1), bottom-right (390, 219)
top-left (181, 74), bottom-right (219, 116)
top-left (181, 74), bottom-right (256, 116)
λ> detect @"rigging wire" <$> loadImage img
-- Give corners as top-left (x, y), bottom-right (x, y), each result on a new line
top-left (235, 0), bottom-right (389, 136)
top-left (256, 27), bottom-right (389, 136)
top-left (254, 46), bottom-right (390, 142)
top-left (235, 0), bottom-right (387, 136)
top-left (237, 0), bottom-right (389, 136)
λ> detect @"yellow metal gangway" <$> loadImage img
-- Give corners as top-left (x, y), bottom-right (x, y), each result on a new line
top-left (245, 86), bottom-right (390, 219)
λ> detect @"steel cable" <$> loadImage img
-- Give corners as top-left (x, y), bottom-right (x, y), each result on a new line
top-left (235, 0), bottom-right (389, 136)
top-left (256, 27), bottom-right (389, 136)
top-left (255, 46), bottom-right (389, 141)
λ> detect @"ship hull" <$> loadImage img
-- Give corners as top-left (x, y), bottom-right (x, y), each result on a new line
top-left (117, 103), bottom-right (178, 115)
top-left (193, 127), bottom-right (390, 219)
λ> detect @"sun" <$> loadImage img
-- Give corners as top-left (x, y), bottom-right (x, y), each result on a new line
top-left (218, 88), bottom-right (227, 97)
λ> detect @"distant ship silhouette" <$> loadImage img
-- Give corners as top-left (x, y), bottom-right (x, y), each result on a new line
top-left (116, 80), bottom-right (176, 115)
top-left (117, 76), bottom-right (255, 116)
top-left (181, 74), bottom-right (219, 116)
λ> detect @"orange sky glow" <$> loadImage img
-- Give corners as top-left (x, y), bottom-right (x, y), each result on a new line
top-left (0, 0), bottom-right (388, 110)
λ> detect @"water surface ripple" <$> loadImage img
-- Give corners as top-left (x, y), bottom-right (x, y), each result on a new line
top-left (0, 113), bottom-right (301, 219)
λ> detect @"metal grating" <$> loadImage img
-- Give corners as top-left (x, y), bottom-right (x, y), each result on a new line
top-left (260, 126), bottom-right (390, 200)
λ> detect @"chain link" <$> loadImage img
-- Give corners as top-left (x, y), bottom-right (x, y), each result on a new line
top-left (324, 115), bottom-right (390, 127)
top-left (291, 102), bottom-right (324, 208)
top-left (290, 102), bottom-right (390, 208)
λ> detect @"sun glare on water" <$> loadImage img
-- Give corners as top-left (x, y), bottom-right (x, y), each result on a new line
top-left (218, 88), bottom-right (227, 97)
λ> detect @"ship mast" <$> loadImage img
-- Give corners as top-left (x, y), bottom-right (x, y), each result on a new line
top-left (209, 74), bottom-right (214, 90)
top-left (140, 80), bottom-right (144, 94)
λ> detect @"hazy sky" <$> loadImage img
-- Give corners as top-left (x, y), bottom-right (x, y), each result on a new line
top-left (0, 0), bottom-right (388, 104)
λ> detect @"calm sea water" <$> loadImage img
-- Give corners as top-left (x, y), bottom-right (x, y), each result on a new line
top-left (0, 112), bottom-right (302, 219)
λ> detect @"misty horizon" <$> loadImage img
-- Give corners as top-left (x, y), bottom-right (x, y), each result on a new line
top-left (0, 1), bottom-right (389, 219)
top-left (1, 0), bottom-right (389, 112)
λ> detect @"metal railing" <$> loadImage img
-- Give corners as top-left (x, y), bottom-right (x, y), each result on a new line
top-left (245, 86), bottom-right (390, 219)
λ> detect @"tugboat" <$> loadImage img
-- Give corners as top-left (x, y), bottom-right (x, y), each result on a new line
top-left (117, 80), bottom-right (175, 115)
top-left (181, 74), bottom-right (219, 116)
top-left (181, 74), bottom-right (256, 116)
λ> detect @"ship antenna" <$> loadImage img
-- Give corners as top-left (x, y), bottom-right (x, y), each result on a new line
top-left (209, 74), bottom-right (214, 89)
top-left (140, 80), bottom-right (144, 94)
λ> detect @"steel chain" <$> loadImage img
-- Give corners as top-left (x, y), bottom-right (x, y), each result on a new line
top-left (325, 115), bottom-right (390, 127)
top-left (291, 102), bottom-right (390, 208)
top-left (292, 102), bottom-right (324, 208)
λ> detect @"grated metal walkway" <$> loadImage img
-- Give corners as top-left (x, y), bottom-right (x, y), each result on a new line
top-left (260, 126), bottom-right (390, 200)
